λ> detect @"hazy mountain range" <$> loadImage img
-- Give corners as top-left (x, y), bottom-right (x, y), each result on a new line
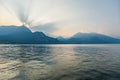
top-left (0, 26), bottom-right (59, 44)
top-left (57, 32), bottom-right (120, 44)
top-left (0, 25), bottom-right (120, 44)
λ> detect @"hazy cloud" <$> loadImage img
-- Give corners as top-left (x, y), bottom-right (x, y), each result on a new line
top-left (0, 0), bottom-right (120, 37)
top-left (31, 23), bottom-right (58, 35)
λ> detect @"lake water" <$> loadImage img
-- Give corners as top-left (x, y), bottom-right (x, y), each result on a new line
top-left (0, 44), bottom-right (120, 80)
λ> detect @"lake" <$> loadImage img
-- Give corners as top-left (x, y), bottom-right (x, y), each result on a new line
top-left (0, 44), bottom-right (120, 80)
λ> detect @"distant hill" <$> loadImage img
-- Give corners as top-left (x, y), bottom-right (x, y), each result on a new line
top-left (57, 32), bottom-right (120, 44)
top-left (0, 25), bottom-right (59, 44)
top-left (0, 26), bottom-right (120, 44)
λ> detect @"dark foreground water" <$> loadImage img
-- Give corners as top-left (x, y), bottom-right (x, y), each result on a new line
top-left (0, 44), bottom-right (120, 80)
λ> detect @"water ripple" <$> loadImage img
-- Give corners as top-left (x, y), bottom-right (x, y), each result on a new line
top-left (0, 44), bottom-right (120, 80)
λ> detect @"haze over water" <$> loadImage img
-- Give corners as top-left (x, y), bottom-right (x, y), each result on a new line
top-left (0, 44), bottom-right (120, 80)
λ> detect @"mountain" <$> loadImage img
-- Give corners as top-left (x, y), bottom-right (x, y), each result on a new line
top-left (58, 32), bottom-right (120, 44)
top-left (57, 36), bottom-right (66, 41)
top-left (0, 26), bottom-right (120, 44)
top-left (0, 25), bottom-right (60, 44)
top-left (32, 32), bottom-right (60, 44)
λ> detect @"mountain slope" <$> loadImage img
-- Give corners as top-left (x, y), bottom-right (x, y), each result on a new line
top-left (0, 26), bottom-right (120, 44)
top-left (32, 32), bottom-right (60, 44)
top-left (0, 25), bottom-right (59, 44)
top-left (58, 32), bottom-right (120, 44)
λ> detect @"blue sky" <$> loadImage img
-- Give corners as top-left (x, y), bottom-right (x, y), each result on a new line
top-left (0, 0), bottom-right (120, 37)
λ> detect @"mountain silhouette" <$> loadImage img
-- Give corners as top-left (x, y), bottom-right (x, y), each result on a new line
top-left (0, 25), bottom-right (59, 44)
top-left (58, 32), bottom-right (120, 44)
top-left (0, 26), bottom-right (120, 44)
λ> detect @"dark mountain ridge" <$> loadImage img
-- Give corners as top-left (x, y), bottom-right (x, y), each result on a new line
top-left (58, 32), bottom-right (120, 44)
top-left (0, 25), bottom-right (59, 44)
top-left (0, 26), bottom-right (120, 44)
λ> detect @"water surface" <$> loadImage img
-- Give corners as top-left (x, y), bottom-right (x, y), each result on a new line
top-left (0, 44), bottom-right (120, 80)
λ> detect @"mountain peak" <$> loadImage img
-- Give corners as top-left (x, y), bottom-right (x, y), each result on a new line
top-left (57, 36), bottom-right (65, 41)
top-left (18, 25), bottom-right (32, 33)
top-left (33, 32), bottom-right (46, 37)
top-left (0, 25), bottom-right (120, 44)
top-left (0, 25), bottom-right (60, 44)
top-left (0, 25), bottom-right (32, 36)
top-left (72, 32), bottom-right (100, 38)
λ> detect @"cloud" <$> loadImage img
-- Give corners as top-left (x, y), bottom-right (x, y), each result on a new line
top-left (0, 0), bottom-right (120, 37)
top-left (30, 23), bottom-right (58, 35)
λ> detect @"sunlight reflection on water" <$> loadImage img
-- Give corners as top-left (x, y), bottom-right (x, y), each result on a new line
top-left (0, 44), bottom-right (120, 80)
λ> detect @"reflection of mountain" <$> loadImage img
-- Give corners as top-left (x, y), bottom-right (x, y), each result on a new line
top-left (0, 26), bottom-right (120, 44)
top-left (57, 32), bottom-right (120, 44)
top-left (0, 26), bottom-right (59, 44)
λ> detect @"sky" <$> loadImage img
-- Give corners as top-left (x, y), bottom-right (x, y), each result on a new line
top-left (0, 0), bottom-right (120, 37)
